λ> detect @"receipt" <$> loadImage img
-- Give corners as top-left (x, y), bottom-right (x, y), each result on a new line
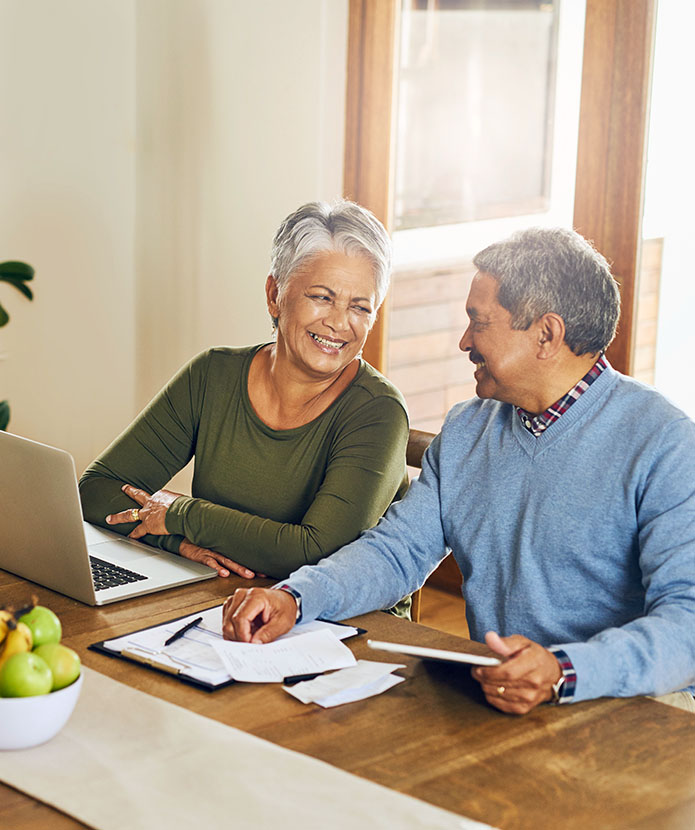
top-left (283, 659), bottom-right (405, 707)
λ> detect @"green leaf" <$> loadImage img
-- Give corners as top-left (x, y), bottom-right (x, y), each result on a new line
top-left (0, 261), bottom-right (34, 281)
top-left (0, 303), bottom-right (9, 327)
top-left (0, 401), bottom-right (9, 431)
top-left (0, 277), bottom-right (33, 300)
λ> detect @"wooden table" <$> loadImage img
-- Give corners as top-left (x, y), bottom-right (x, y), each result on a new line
top-left (1, 570), bottom-right (694, 830)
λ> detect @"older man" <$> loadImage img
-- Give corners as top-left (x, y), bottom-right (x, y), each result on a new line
top-left (223, 227), bottom-right (695, 715)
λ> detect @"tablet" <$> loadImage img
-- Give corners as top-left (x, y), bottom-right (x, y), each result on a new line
top-left (367, 639), bottom-right (501, 667)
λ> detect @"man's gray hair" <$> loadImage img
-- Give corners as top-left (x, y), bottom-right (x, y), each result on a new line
top-left (270, 200), bottom-right (392, 310)
top-left (473, 227), bottom-right (621, 355)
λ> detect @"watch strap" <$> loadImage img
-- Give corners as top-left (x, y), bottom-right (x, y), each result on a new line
top-left (548, 647), bottom-right (577, 704)
top-left (273, 583), bottom-right (302, 623)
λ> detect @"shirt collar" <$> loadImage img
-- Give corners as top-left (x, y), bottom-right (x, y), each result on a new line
top-left (516, 354), bottom-right (608, 437)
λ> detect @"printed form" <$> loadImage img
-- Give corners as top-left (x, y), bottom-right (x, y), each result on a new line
top-left (102, 606), bottom-right (358, 685)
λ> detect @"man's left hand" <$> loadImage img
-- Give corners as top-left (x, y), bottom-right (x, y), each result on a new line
top-left (472, 631), bottom-right (562, 715)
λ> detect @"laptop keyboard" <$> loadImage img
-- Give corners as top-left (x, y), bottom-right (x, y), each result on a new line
top-left (89, 556), bottom-right (148, 591)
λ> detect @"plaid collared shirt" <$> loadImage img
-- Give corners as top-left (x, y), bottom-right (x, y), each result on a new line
top-left (516, 354), bottom-right (608, 437)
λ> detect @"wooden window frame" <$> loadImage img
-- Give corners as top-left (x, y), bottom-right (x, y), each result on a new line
top-left (343, 0), bottom-right (400, 371)
top-left (344, 0), bottom-right (657, 376)
top-left (573, 0), bottom-right (656, 374)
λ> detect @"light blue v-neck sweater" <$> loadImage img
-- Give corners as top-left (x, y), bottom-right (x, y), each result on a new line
top-left (286, 365), bottom-right (695, 702)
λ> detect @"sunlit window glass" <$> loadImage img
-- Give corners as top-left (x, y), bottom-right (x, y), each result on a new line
top-left (394, 0), bottom-right (559, 231)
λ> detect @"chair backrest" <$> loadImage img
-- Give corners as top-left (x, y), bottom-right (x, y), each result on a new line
top-left (406, 428), bottom-right (435, 469)
top-left (405, 428), bottom-right (436, 623)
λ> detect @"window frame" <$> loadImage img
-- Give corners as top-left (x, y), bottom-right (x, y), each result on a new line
top-left (344, 0), bottom-right (656, 375)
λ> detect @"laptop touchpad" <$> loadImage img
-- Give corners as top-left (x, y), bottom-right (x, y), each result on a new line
top-left (89, 539), bottom-right (154, 564)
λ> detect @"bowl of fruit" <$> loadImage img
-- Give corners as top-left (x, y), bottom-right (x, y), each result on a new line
top-left (0, 600), bottom-right (82, 750)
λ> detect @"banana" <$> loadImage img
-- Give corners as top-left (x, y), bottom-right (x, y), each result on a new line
top-left (0, 620), bottom-right (33, 670)
top-left (0, 598), bottom-right (36, 650)
top-left (0, 610), bottom-right (14, 649)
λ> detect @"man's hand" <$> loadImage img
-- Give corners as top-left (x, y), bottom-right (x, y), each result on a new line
top-left (472, 631), bottom-right (563, 715)
top-left (222, 587), bottom-right (297, 643)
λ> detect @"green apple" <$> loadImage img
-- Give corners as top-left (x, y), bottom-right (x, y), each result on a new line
top-left (33, 643), bottom-right (81, 691)
top-left (0, 651), bottom-right (52, 697)
top-left (18, 605), bottom-right (62, 648)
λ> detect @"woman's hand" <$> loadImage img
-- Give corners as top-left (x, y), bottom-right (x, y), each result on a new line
top-left (106, 484), bottom-right (266, 578)
top-left (179, 539), bottom-right (263, 579)
top-left (106, 484), bottom-right (179, 537)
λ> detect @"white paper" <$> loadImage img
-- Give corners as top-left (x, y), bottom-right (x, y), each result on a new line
top-left (277, 618), bottom-right (359, 642)
top-left (284, 659), bottom-right (406, 707)
top-left (196, 606), bottom-right (358, 642)
top-left (212, 629), bottom-right (357, 683)
top-left (101, 606), bottom-right (359, 686)
top-left (314, 674), bottom-right (405, 708)
top-left (103, 610), bottom-right (230, 684)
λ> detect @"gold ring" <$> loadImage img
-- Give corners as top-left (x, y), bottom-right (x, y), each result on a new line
top-left (496, 685), bottom-right (506, 696)
top-left (131, 508), bottom-right (140, 522)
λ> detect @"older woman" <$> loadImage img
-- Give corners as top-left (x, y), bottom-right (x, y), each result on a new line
top-left (78, 200), bottom-right (410, 610)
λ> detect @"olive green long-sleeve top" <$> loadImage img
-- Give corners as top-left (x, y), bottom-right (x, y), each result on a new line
top-left (79, 345), bottom-right (409, 580)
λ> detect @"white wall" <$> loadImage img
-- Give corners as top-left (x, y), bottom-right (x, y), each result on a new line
top-left (0, 0), bottom-right (137, 472)
top-left (0, 0), bottom-right (348, 474)
top-left (135, 0), bottom-right (348, 405)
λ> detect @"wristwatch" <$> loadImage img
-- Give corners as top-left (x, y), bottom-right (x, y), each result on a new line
top-left (550, 673), bottom-right (566, 704)
top-left (273, 583), bottom-right (302, 622)
top-left (548, 647), bottom-right (576, 704)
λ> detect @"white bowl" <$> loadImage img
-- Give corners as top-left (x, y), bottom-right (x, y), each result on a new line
top-left (0, 672), bottom-right (83, 750)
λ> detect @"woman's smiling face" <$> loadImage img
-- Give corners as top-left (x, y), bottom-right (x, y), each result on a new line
top-left (269, 250), bottom-right (377, 381)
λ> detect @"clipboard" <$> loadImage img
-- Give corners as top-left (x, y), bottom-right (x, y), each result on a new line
top-left (89, 603), bottom-right (366, 692)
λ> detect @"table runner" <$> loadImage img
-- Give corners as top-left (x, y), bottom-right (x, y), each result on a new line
top-left (0, 667), bottom-right (492, 829)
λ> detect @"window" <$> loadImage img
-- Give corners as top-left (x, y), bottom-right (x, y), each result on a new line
top-left (395, 0), bottom-right (559, 231)
top-left (388, 0), bottom-right (585, 431)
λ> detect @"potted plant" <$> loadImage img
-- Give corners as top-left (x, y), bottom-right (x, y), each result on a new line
top-left (0, 261), bottom-right (35, 430)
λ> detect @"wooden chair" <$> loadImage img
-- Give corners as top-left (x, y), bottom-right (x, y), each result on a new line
top-left (406, 429), bottom-right (436, 469)
top-left (406, 428), bottom-right (436, 623)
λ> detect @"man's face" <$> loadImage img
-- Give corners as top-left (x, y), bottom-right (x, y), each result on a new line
top-left (459, 271), bottom-right (540, 407)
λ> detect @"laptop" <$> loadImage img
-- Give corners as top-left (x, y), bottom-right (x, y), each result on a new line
top-left (0, 431), bottom-right (216, 605)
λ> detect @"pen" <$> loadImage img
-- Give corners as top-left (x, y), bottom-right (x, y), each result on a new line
top-left (164, 616), bottom-right (203, 646)
top-left (283, 672), bottom-right (323, 686)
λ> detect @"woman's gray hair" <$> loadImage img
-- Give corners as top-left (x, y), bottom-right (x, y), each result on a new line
top-left (473, 227), bottom-right (621, 355)
top-left (269, 200), bottom-right (392, 315)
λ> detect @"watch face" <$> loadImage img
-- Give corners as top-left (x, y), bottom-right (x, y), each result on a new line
top-left (551, 675), bottom-right (566, 704)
